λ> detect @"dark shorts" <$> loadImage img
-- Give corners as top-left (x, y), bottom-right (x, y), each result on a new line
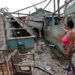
top-left (63, 44), bottom-right (75, 51)
top-left (63, 44), bottom-right (75, 59)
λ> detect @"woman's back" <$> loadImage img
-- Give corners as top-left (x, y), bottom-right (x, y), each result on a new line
top-left (69, 30), bottom-right (75, 42)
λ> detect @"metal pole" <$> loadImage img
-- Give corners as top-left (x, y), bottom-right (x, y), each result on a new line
top-left (57, 0), bottom-right (60, 24)
top-left (52, 0), bottom-right (56, 25)
top-left (54, 0), bottom-right (55, 12)
top-left (65, 0), bottom-right (68, 9)
top-left (18, 11), bottom-right (20, 23)
top-left (18, 11), bottom-right (19, 17)
top-left (27, 11), bottom-right (31, 26)
top-left (53, 0), bottom-right (73, 15)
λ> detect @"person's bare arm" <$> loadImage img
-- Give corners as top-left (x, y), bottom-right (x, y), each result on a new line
top-left (59, 26), bottom-right (68, 33)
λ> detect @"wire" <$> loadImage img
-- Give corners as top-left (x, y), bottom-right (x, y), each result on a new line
top-left (13, 0), bottom-right (48, 13)
top-left (44, 0), bottom-right (52, 9)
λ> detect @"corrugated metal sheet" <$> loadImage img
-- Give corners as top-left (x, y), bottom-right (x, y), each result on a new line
top-left (0, 14), bottom-right (6, 49)
top-left (43, 25), bottom-right (65, 55)
top-left (64, 3), bottom-right (75, 16)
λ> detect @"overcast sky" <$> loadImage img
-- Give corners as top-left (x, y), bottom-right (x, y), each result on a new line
top-left (0, 0), bottom-right (65, 15)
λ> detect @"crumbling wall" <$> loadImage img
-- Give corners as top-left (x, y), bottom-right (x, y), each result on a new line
top-left (0, 14), bottom-right (6, 49)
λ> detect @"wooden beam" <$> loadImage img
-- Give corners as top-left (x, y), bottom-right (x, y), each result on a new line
top-left (0, 50), bottom-right (12, 51)
top-left (35, 66), bottom-right (53, 75)
top-left (6, 49), bottom-right (18, 62)
top-left (8, 36), bottom-right (35, 40)
top-left (7, 28), bottom-right (27, 30)
top-left (6, 19), bottom-right (33, 22)
top-left (6, 61), bottom-right (11, 75)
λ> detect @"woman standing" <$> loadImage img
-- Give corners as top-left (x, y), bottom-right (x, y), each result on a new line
top-left (61, 20), bottom-right (75, 57)
top-left (61, 20), bottom-right (75, 73)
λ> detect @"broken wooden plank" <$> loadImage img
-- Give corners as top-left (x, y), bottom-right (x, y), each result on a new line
top-left (35, 66), bottom-right (53, 75)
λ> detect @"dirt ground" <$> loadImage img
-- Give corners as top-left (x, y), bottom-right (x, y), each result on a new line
top-left (31, 40), bottom-right (67, 75)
